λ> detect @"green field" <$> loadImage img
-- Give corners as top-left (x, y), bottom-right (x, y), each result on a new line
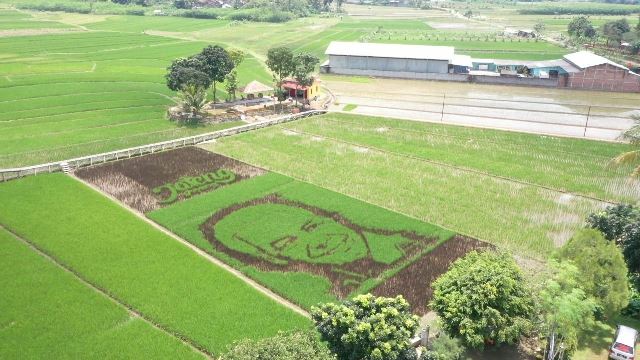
top-left (203, 113), bottom-right (639, 257)
top-left (0, 174), bottom-right (309, 355)
top-left (149, 171), bottom-right (455, 309)
top-left (0, 227), bottom-right (204, 359)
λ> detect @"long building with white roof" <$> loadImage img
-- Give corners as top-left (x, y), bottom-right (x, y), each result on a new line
top-left (322, 41), bottom-right (640, 93)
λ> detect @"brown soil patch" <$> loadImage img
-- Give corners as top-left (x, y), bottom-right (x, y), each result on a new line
top-left (372, 235), bottom-right (491, 315)
top-left (0, 28), bottom-right (82, 37)
top-left (200, 193), bottom-right (438, 299)
top-left (76, 147), bottom-right (265, 212)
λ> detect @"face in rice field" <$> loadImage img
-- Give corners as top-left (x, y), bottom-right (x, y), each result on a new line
top-left (213, 202), bottom-right (369, 264)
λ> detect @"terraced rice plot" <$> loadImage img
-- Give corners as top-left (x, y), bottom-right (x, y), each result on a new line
top-left (76, 147), bottom-right (487, 313)
top-left (0, 174), bottom-right (309, 355)
top-left (204, 113), bottom-right (640, 257)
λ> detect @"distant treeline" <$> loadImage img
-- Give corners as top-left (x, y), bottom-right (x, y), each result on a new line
top-left (15, 0), bottom-right (297, 22)
top-left (519, 3), bottom-right (640, 15)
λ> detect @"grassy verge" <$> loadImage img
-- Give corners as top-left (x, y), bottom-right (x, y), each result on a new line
top-left (0, 227), bottom-right (204, 359)
top-left (149, 172), bottom-right (454, 309)
top-left (0, 174), bottom-right (309, 355)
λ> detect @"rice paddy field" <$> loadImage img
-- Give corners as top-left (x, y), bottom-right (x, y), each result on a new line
top-left (0, 4), bottom-right (578, 168)
top-left (0, 174), bottom-right (310, 356)
top-left (204, 113), bottom-right (640, 258)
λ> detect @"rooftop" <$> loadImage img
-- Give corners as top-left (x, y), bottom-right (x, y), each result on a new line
top-left (325, 41), bottom-right (454, 61)
top-left (241, 80), bottom-right (273, 95)
top-left (563, 51), bottom-right (627, 70)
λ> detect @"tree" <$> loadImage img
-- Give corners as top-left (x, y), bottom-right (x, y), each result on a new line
top-left (568, 16), bottom-right (597, 39)
top-left (227, 48), bottom-right (246, 68)
top-left (311, 294), bottom-right (420, 360)
top-left (292, 52), bottom-right (319, 107)
top-left (603, 18), bottom-right (631, 45)
top-left (266, 46), bottom-right (295, 95)
top-left (224, 70), bottom-right (239, 101)
top-left (556, 229), bottom-right (629, 318)
top-left (534, 22), bottom-right (546, 35)
top-left (587, 204), bottom-right (640, 244)
top-left (176, 85), bottom-right (207, 118)
top-left (430, 251), bottom-right (533, 349)
top-left (166, 56), bottom-right (211, 91)
top-left (537, 260), bottom-right (598, 359)
top-left (463, 10), bottom-right (472, 19)
top-left (610, 114), bottom-right (640, 177)
top-left (197, 45), bottom-right (233, 106)
top-left (221, 330), bottom-right (336, 360)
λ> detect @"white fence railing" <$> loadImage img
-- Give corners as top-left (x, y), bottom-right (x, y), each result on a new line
top-left (0, 110), bottom-right (325, 182)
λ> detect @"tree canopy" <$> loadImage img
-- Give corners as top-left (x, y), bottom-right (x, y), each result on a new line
top-left (221, 330), bottom-right (336, 360)
top-left (430, 251), bottom-right (533, 349)
top-left (198, 45), bottom-right (234, 104)
top-left (537, 260), bottom-right (598, 358)
top-left (556, 229), bottom-right (629, 318)
top-left (165, 56), bottom-right (211, 91)
top-left (266, 46), bottom-right (295, 90)
top-left (603, 18), bottom-right (632, 44)
top-left (568, 16), bottom-right (597, 39)
top-left (311, 294), bottom-right (420, 360)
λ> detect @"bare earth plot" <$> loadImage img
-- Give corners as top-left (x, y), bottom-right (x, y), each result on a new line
top-left (325, 76), bottom-right (640, 141)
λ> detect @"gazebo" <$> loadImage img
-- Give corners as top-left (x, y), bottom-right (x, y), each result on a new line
top-left (241, 80), bottom-right (274, 100)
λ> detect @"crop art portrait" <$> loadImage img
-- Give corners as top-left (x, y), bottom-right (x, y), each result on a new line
top-left (200, 194), bottom-right (436, 297)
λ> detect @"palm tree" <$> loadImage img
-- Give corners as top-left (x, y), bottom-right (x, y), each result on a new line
top-left (177, 85), bottom-right (207, 119)
top-left (611, 114), bottom-right (640, 177)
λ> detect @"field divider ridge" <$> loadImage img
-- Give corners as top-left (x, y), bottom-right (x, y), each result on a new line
top-left (277, 125), bottom-right (617, 205)
top-left (70, 174), bottom-right (311, 319)
top-left (0, 223), bottom-right (214, 360)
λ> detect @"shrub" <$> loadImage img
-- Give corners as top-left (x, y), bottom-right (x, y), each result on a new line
top-left (419, 333), bottom-right (465, 360)
top-left (221, 330), bottom-right (336, 360)
top-left (125, 9), bottom-right (145, 15)
top-left (430, 251), bottom-right (533, 349)
top-left (311, 294), bottom-right (420, 360)
top-left (556, 229), bottom-right (629, 318)
top-left (180, 9), bottom-right (221, 19)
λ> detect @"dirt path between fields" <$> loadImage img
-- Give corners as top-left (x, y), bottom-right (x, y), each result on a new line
top-left (0, 224), bottom-right (213, 360)
top-left (71, 174), bottom-right (311, 319)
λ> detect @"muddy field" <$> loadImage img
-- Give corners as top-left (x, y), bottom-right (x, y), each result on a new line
top-left (372, 235), bottom-right (491, 315)
top-left (76, 147), bottom-right (265, 212)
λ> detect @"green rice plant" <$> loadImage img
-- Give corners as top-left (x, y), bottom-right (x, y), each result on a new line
top-left (0, 174), bottom-right (309, 355)
top-left (0, 228), bottom-right (204, 359)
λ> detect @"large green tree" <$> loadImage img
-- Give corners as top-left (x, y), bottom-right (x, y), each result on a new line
top-left (198, 45), bottom-right (234, 105)
top-left (165, 56), bottom-right (211, 91)
top-left (292, 52), bottom-right (319, 107)
top-left (602, 18), bottom-right (631, 45)
top-left (266, 46), bottom-right (295, 96)
top-left (221, 331), bottom-right (336, 360)
top-left (568, 16), bottom-right (597, 39)
top-left (537, 260), bottom-right (598, 359)
top-left (556, 229), bottom-right (629, 318)
top-left (430, 251), bottom-right (533, 349)
top-left (311, 294), bottom-right (419, 360)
